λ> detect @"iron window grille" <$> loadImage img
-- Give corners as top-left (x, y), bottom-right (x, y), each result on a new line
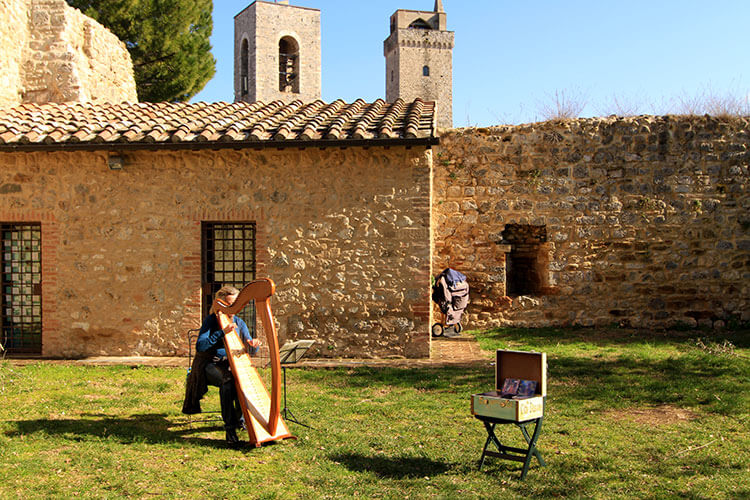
top-left (201, 222), bottom-right (257, 335)
top-left (1, 223), bottom-right (42, 355)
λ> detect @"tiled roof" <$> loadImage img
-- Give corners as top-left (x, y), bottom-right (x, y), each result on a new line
top-left (0, 99), bottom-right (438, 152)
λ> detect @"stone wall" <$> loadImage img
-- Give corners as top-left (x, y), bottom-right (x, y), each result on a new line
top-left (0, 146), bottom-right (431, 358)
top-left (0, 0), bottom-right (137, 107)
top-left (434, 115), bottom-right (749, 329)
top-left (0, 0), bottom-right (29, 108)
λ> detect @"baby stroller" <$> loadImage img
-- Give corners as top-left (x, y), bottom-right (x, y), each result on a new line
top-left (431, 268), bottom-right (469, 337)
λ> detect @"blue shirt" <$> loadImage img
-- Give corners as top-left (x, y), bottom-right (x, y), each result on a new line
top-left (196, 314), bottom-right (256, 358)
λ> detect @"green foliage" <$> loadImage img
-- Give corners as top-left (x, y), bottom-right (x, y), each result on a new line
top-left (691, 199), bottom-right (704, 214)
top-left (521, 168), bottom-right (542, 187)
top-left (66, 0), bottom-right (216, 102)
top-left (1, 331), bottom-right (749, 498)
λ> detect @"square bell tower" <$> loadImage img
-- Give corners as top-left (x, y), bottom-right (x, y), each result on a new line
top-left (384, 0), bottom-right (454, 128)
top-left (234, 1), bottom-right (321, 104)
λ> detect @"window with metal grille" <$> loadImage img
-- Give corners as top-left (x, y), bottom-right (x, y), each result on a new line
top-left (1, 223), bottom-right (42, 355)
top-left (201, 222), bottom-right (257, 334)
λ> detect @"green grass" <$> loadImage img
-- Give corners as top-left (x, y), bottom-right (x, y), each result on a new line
top-left (1, 327), bottom-right (748, 499)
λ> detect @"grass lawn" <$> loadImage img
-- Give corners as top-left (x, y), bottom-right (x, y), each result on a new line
top-left (0, 327), bottom-right (748, 499)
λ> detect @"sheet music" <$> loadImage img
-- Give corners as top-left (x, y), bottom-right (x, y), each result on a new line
top-left (279, 339), bottom-right (315, 364)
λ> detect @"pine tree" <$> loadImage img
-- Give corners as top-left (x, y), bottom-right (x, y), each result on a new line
top-left (67, 0), bottom-right (216, 102)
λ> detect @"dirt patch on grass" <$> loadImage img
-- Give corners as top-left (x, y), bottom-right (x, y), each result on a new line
top-left (606, 405), bottom-right (699, 426)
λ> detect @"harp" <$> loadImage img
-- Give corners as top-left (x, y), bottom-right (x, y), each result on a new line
top-left (213, 278), bottom-right (293, 446)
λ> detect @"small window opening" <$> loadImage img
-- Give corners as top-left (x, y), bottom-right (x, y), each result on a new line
top-left (391, 70), bottom-right (394, 82)
top-left (279, 36), bottom-right (300, 94)
top-left (423, 65), bottom-right (430, 77)
top-left (240, 39), bottom-right (249, 96)
top-left (502, 224), bottom-right (549, 296)
top-left (408, 18), bottom-right (432, 30)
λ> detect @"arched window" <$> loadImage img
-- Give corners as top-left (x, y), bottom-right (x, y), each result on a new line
top-left (240, 39), bottom-right (249, 96)
top-left (423, 65), bottom-right (430, 77)
top-left (279, 36), bottom-right (300, 93)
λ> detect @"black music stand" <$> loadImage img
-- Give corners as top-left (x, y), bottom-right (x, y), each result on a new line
top-left (279, 340), bottom-right (315, 428)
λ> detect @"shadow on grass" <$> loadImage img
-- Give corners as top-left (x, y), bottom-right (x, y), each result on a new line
top-left (475, 326), bottom-right (750, 349)
top-left (319, 365), bottom-right (492, 392)
top-left (549, 353), bottom-right (748, 415)
top-left (330, 452), bottom-right (450, 478)
top-left (4, 413), bottom-right (236, 448)
top-left (465, 326), bottom-right (749, 416)
top-left (308, 350), bottom-right (747, 417)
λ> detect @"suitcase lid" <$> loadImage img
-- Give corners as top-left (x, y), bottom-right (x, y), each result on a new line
top-left (495, 349), bottom-right (547, 397)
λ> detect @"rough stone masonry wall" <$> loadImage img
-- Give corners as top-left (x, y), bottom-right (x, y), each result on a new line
top-left (434, 115), bottom-right (749, 330)
top-left (0, 0), bottom-right (137, 107)
top-left (0, 146), bottom-right (431, 358)
top-left (0, 0), bottom-right (30, 108)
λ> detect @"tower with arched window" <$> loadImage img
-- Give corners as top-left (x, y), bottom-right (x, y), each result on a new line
top-left (234, 1), bottom-right (321, 104)
top-left (384, 1), bottom-right (454, 128)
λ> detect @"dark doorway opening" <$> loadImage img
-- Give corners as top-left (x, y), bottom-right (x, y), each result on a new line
top-left (502, 224), bottom-right (548, 296)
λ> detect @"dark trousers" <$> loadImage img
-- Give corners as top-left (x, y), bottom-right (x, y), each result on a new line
top-left (205, 362), bottom-right (240, 430)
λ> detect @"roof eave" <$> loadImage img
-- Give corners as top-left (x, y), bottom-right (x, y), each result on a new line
top-left (0, 136), bottom-right (439, 154)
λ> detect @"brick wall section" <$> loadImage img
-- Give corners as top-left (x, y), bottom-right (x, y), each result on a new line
top-left (0, 0), bottom-right (137, 107)
top-left (0, 146), bottom-right (432, 358)
top-left (41, 219), bottom-right (60, 354)
top-left (434, 115), bottom-right (750, 329)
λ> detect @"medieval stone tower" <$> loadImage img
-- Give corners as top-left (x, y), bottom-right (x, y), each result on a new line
top-left (234, 1), bottom-right (321, 104)
top-left (384, 0), bottom-right (454, 128)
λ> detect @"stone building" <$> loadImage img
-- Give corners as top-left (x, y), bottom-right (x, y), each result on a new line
top-left (0, 1), bottom-right (746, 361)
top-left (234, 0), bottom-right (321, 104)
top-left (0, 99), bottom-right (437, 359)
top-left (384, 0), bottom-right (454, 129)
top-left (0, 0), bottom-right (137, 108)
top-left (433, 116), bottom-right (749, 330)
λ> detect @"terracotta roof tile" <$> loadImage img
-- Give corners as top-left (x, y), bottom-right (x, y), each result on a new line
top-left (0, 99), bottom-right (437, 151)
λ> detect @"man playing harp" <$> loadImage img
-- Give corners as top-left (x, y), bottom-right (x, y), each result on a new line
top-left (183, 286), bottom-right (260, 446)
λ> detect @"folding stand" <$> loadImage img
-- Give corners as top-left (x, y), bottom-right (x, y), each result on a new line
top-left (476, 415), bottom-right (545, 480)
top-left (279, 340), bottom-right (315, 429)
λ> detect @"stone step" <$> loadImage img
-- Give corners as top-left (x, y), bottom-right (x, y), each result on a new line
top-left (431, 334), bottom-right (476, 342)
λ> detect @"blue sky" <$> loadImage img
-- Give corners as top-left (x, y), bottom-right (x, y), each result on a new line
top-left (192, 1), bottom-right (750, 126)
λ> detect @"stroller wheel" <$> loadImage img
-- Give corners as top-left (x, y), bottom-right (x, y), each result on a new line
top-left (453, 323), bottom-right (463, 334)
top-left (431, 323), bottom-right (444, 337)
